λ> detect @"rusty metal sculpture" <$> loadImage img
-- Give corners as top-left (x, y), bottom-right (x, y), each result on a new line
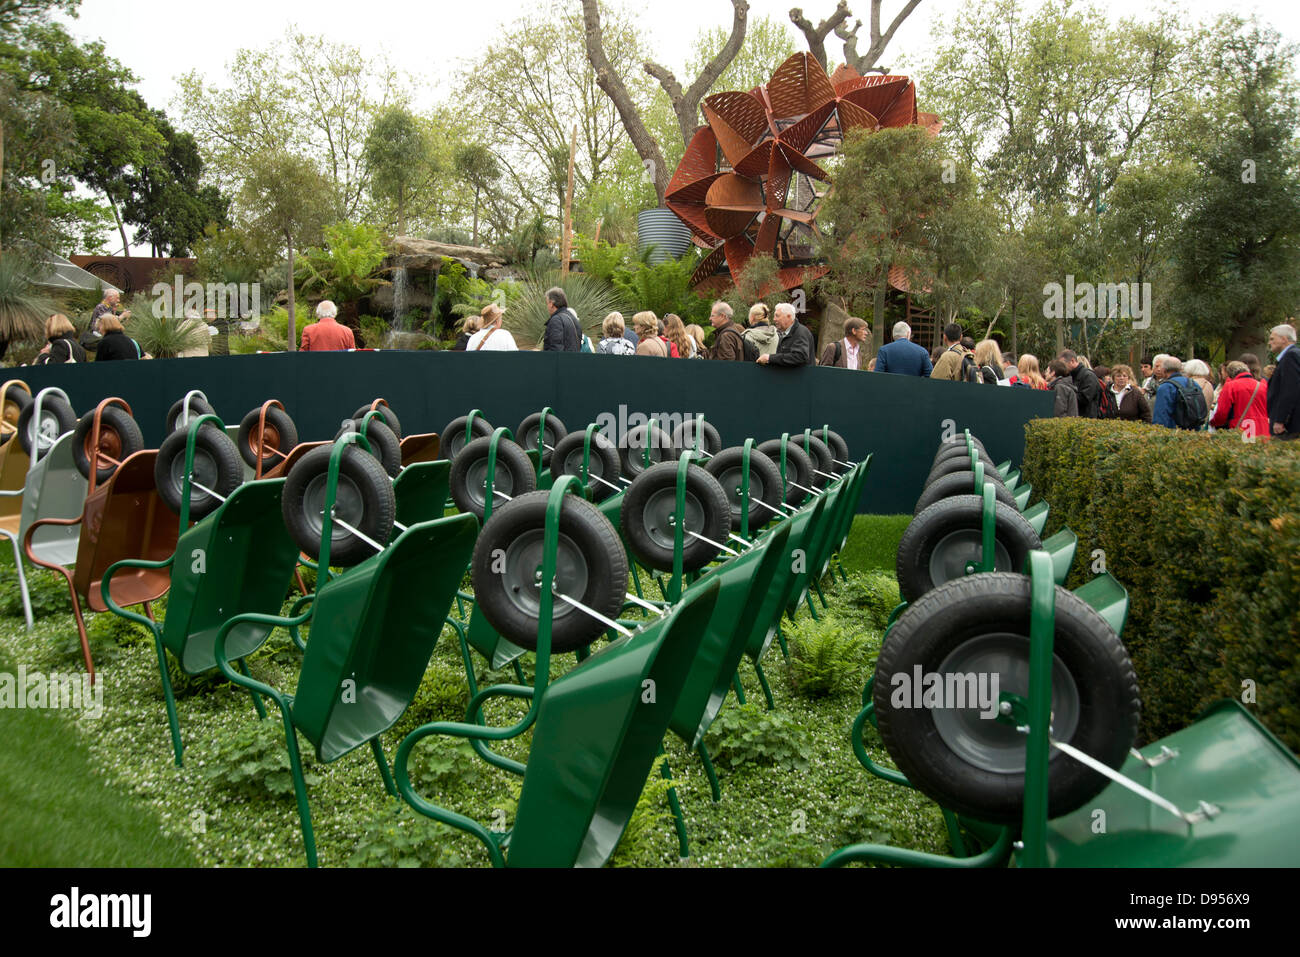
top-left (667, 53), bottom-right (940, 291)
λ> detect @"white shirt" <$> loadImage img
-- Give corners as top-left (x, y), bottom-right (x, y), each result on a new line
top-left (466, 325), bottom-right (517, 351)
top-left (844, 338), bottom-right (860, 370)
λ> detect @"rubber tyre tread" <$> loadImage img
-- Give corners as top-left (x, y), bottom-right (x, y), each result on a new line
top-left (925, 455), bottom-right (1009, 491)
top-left (795, 432), bottom-right (834, 489)
top-left (517, 412), bottom-right (568, 468)
top-left (166, 395), bottom-right (216, 434)
top-left (449, 435), bottom-right (538, 520)
top-left (338, 418), bottom-right (401, 477)
top-left (72, 406), bottom-right (144, 483)
top-left (756, 438), bottom-right (813, 507)
top-left (154, 425), bottom-right (244, 520)
top-left (352, 403), bottom-right (402, 441)
top-left (441, 414), bottom-right (494, 461)
top-left (620, 461), bottom-right (731, 572)
top-left (18, 394), bottom-right (77, 457)
top-left (237, 405), bottom-right (299, 471)
top-left (704, 445), bottom-right (783, 533)
top-left (281, 443), bottom-right (395, 566)
top-left (873, 572), bottom-right (1140, 822)
top-left (470, 490), bottom-right (628, 653)
top-left (550, 430), bottom-right (621, 502)
top-left (671, 418), bottom-right (722, 457)
top-left (933, 443), bottom-right (998, 472)
top-left (914, 471), bottom-right (1017, 516)
top-left (619, 423), bottom-right (676, 478)
top-left (896, 495), bottom-right (1040, 603)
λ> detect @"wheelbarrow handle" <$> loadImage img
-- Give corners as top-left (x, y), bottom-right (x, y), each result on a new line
top-left (100, 555), bottom-right (175, 638)
top-left (212, 609), bottom-right (312, 707)
top-left (286, 593), bottom-right (316, 651)
top-left (22, 513), bottom-right (83, 573)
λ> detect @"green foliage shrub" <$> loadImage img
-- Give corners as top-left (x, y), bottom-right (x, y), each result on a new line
top-left (786, 616), bottom-right (875, 699)
top-left (1020, 419), bottom-right (1300, 748)
top-left (0, 566), bottom-right (71, 619)
top-left (199, 718), bottom-right (321, 799)
top-left (347, 802), bottom-right (464, 868)
top-left (835, 570), bottom-right (903, 629)
top-left (704, 702), bottom-right (814, 771)
top-left (609, 754), bottom-right (677, 866)
top-left (611, 253), bottom-right (712, 325)
top-left (573, 234), bottom-right (632, 285)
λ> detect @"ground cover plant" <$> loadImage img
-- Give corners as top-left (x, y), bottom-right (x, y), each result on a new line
top-left (0, 515), bottom-right (947, 867)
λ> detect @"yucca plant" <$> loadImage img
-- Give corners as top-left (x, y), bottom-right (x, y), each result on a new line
top-left (0, 253), bottom-right (55, 347)
top-left (503, 270), bottom-right (629, 349)
top-left (124, 294), bottom-right (210, 358)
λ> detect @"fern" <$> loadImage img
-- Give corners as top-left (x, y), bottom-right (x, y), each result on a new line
top-left (786, 617), bottom-right (875, 699)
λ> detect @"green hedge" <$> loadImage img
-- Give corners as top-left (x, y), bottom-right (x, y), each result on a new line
top-left (1021, 420), bottom-right (1300, 751)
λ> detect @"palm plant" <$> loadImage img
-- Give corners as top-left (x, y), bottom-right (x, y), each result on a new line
top-left (124, 294), bottom-right (210, 358)
top-left (0, 253), bottom-right (55, 351)
top-left (503, 271), bottom-right (630, 349)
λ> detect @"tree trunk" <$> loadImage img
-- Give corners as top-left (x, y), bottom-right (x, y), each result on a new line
top-left (286, 241), bottom-right (297, 352)
top-left (1011, 293), bottom-right (1018, 357)
top-left (397, 184), bottom-right (406, 237)
top-left (871, 267), bottom-right (887, 359)
top-left (645, 0), bottom-right (750, 146)
top-left (1055, 315), bottom-right (1064, 356)
top-left (110, 197), bottom-right (130, 257)
top-left (472, 186), bottom-right (480, 248)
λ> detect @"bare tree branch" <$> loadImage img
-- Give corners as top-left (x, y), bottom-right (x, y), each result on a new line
top-left (790, 2), bottom-right (851, 68)
top-left (645, 0), bottom-right (750, 145)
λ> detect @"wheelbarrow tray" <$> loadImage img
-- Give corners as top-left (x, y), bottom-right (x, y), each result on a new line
top-left (162, 479), bottom-right (300, 674)
top-left (669, 520), bottom-right (792, 748)
top-left (393, 460), bottom-right (451, 530)
top-left (507, 576), bottom-right (721, 868)
top-left (747, 498), bottom-right (826, 662)
top-left (1042, 700), bottom-right (1300, 867)
top-left (262, 441), bottom-right (329, 480)
top-left (19, 432), bottom-right (87, 568)
top-left (0, 439), bottom-right (29, 523)
top-left (291, 513), bottom-right (478, 763)
top-left (73, 450), bottom-right (178, 611)
top-left (399, 433), bottom-right (440, 467)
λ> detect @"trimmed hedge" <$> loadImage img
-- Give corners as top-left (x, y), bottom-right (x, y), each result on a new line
top-left (1021, 420), bottom-right (1300, 751)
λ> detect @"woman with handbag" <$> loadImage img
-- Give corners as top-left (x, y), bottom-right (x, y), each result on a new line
top-left (33, 314), bottom-right (87, 365)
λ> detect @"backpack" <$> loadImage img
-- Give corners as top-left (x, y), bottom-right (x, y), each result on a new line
top-left (738, 328), bottom-right (762, 362)
top-left (1097, 387), bottom-right (1119, 419)
top-left (1166, 377), bottom-right (1209, 430)
top-left (960, 352), bottom-right (979, 383)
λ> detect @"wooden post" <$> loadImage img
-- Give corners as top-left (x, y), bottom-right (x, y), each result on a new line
top-left (561, 124), bottom-right (577, 277)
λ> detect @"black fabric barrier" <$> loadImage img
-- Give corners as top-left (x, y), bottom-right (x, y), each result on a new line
top-left (17, 352), bottom-right (1053, 514)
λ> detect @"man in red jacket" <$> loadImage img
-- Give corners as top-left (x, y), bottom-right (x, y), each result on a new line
top-left (300, 300), bottom-right (356, 351)
top-left (1210, 360), bottom-right (1269, 440)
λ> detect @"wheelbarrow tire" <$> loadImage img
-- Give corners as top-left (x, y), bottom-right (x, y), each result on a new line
top-left (620, 461), bottom-right (731, 573)
top-left (933, 434), bottom-right (987, 464)
top-left (3, 386), bottom-right (31, 430)
top-left (816, 429), bottom-right (850, 473)
top-left (337, 418), bottom-right (401, 478)
top-left (166, 395), bottom-right (216, 434)
top-left (896, 495), bottom-right (1040, 604)
top-left (670, 418), bottom-right (722, 457)
top-left (756, 438), bottom-right (814, 508)
top-left (704, 445), bottom-right (783, 533)
top-left (72, 406), bottom-right (144, 483)
top-left (237, 405), bottom-right (299, 471)
top-left (449, 435), bottom-right (537, 520)
top-left (619, 423), bottom-right (676, 478)
top-left (155, 425), bottom-right (244, 520)
top-left (925, 453), bottom-right (1005, 488)
top-left (550, 431), bottom-right (622, 502)
top-left (352, 403), bottom-right (402, 441)
top-left (794, 432), bottom-right (834, 489)
top-left (914, 471), bottom-right (1016, 516)
top-left (440, 414), bottom-right (494, 462)
top-left (18, 394), bottom-right (77, 457)
top-left (874, 572), bottom-right (1140, 823)
top-left (932, 443), bottom-right (998, 473)
top-left (282, 443), bottom-right (396, 567)
top-left (517, 412), bottom-right (568, 468)
top-left (470, 490), bottom-right (628, 654)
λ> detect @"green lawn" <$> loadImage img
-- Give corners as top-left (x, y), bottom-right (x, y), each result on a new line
top-left (837, 514), bottom-right (910, 575)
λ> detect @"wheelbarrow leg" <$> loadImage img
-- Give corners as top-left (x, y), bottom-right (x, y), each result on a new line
top-left (805, 589), bottom-right (820, 620)
top-left (276, 702), bottom-right (318, 868)
top-left (659, 749), bottom-right (690, 859)
top-left (753, 660), bottom-right (775, 710)
top-left (697, 742), bottom-right (721, 803)
top-left (6, 536), bottom-right (33, 631)
top-left (629, 563), bottom-right (644, 600)
top-left (370, 737), bottom-right (398, 798)
top-left (730, 671), bottom-right (747, 705)
top-left (292, 568), bottom-right (309, 598)
top-left (237, 658), bottom-right (268, 719)
top-left (813, 575), bottom-right (829, 610)
top-left (942, 808), bottom-right (969, 858)
top-left (774, 624), bottom-right (789, 661)
top-left (153, 634), bottom-right (184, 766)
top-left (512, 660), bottom-right (527, 683)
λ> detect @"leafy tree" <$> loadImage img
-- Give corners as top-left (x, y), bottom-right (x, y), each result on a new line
top-left (453, 143), bottom-right (500, 247)
top-left (239, 150), bottom-right (337, 350)
top-left (687, 14), bottom-right (797, 96)
top-left (364, 105), bottom-right (435, 237)
top-left (295, 221), bottom-right (387, 307)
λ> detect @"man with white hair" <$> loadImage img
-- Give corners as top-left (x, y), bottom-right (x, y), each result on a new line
top-left (877, 320), bottom-right (934, 377)
top-left (300, 300), bottom-right (355, 351)
top-left (756, 301), bottom-right (814, 367)
top-left (1266, 322), bottom-right (1299, 439)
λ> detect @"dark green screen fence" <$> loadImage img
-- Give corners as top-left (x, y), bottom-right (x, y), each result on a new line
top-left (18, 352), bottom-right (1052, 514)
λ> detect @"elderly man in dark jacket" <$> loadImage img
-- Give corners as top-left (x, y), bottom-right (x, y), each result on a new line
top-left (707, 301), bottom-right (746, 361)
top-left (1060, 350), bottom-right (1101, 417)
top-left (757, 302), bottom-right (814, 367)
top-left (1267, 323), bottom-right (1300, 439)
top-left (542, 287), bottom-right (581, 352)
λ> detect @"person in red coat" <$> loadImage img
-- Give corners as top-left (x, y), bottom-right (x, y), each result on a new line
top-left (300, 300), bottom-right (356, 351)
top-left (1211, 360), bottom-right (1269, 439)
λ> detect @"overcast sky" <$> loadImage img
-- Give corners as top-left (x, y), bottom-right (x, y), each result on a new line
top-left (64, 0), bottom-right (1300, 119)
